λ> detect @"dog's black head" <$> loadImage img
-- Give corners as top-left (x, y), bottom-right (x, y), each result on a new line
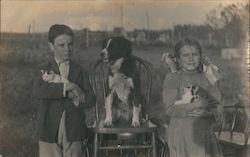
top-left (100, 37), bottom-right (132, 63)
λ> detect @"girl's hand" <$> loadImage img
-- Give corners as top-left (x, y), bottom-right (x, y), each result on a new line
top-left (185, 96), bottom-right (209, 111)
top-left (187, 108), bottom-right (213, 117)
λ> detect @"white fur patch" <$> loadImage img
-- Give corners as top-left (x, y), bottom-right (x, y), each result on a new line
top-left (110, 58), bottom-right (124, 73)
top-left (132, 104), bottom-right (141, 127)
top-left (104, 93), bottom-right (113, 126)
top-left (102, 39), bottom-right (112, 60)
top-left (109, 74), bottom-right (133, 104)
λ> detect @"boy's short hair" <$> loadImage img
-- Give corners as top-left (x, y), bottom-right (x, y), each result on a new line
top-left (48, 24), bottom-right (74, 44)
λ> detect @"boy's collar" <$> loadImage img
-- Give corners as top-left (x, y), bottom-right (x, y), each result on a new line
top-left (54, 57), bottom-right (70, 66)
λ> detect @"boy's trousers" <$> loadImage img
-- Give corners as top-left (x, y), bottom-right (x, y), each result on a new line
top-left (39, 111), bottom-right (86, 157)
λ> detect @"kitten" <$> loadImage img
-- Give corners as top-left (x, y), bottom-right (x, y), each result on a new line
top-left (175, 85), bottom-right (199, 105)
top-left (175, 85), bottom-right (216, 117)
top-left (41, 70), bottom-right (80, 106)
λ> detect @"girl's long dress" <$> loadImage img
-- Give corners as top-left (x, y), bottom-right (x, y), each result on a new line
top-left (162, 70), bottom-right (223, 157)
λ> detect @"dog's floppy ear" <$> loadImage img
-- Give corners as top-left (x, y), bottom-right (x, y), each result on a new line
top-left (112, 37), bottom-right (132, 57)
top-left (119, 37), bottom-right (132, 56)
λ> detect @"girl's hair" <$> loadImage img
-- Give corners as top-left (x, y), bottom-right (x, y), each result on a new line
top-left (48, 24), bottom-right (74, 44)
top-left (174, 38), bottom-right (203, 72)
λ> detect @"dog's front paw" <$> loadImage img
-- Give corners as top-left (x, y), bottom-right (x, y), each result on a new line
top-left (132, 120), bottom-right (140, 127)
top-left (132, 105), bottom-right (141, 127)
top-left (104, 119), bottom-right (113, 127)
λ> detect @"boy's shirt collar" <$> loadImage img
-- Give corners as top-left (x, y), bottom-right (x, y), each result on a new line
top-left (54, 57), bottom-right (70, 66)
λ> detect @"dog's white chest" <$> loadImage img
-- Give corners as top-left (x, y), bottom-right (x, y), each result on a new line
top-left (109, 74), bottom-right (134, 103)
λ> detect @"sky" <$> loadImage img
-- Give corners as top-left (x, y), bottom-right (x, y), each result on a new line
top-left (1, 0), bottom-right (248, 33)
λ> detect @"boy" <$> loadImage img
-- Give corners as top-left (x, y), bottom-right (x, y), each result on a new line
top-left (33, 24), bottom-right (95, 157)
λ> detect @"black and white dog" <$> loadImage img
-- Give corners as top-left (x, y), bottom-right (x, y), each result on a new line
top-left (100, 37), bottom-right (141, 127)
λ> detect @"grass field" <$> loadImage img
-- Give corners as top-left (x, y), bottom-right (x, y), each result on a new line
top-left (0, 36), bottom-right (249, 157)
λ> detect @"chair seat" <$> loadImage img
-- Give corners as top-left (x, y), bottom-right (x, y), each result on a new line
top-left (215, 131), bottom-right (250, 146)
top-left (94, 120), bottom-right (157, 134)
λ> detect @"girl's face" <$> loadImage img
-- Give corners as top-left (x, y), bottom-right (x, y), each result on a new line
top-left (177, 45), bottom-right (201, 72)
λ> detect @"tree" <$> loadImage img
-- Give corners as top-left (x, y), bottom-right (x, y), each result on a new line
top-left (205, 3), bottom-right (249, 47)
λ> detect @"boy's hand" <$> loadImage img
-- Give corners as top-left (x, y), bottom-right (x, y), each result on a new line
top-left (72, 87), bottom-right (86, 103)
top-left (65, 82), bottom-right (78, 91)
top-left (67, 85), bottom-right (86, 107)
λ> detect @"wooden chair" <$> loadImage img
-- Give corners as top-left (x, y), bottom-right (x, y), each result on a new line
top-left (90, 55), bottom-right (158, 157)
top-left (215, 103), bottom-right (250, 157)
top-left (150, 120), bottom-right (169, 157)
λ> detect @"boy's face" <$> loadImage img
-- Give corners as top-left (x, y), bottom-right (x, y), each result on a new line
top-left (49, 34), bottom-right (73, 62)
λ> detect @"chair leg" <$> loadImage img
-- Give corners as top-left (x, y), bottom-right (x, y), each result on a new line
top-left (240, 146), bottom-right (250, 157)
top-left (94, 132), bottom-right (98, 157)
top-left (151, 132), bottom-right (156, 157)
top-left (160, 143), bottom-right (165, 157)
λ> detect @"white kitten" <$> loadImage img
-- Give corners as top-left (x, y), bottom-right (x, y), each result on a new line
top-left (41, 70), bottom-right (80, 106)
top-left (175, 85), bottom-right (199, 105)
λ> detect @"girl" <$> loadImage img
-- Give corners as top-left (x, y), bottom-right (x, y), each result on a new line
top-left (162, 38), bottom-right (223, 157)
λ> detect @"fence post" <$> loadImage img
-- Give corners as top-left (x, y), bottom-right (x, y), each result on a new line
top-left (84, 28), bottom-right (89, 48)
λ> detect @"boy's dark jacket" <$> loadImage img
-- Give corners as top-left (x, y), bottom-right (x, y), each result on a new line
top-left (33, 57), bottom-right (95, 143)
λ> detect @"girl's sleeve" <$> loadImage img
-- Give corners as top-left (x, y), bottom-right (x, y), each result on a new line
top-left (162, 73), bottom-right (188, 117)
top-left (208, 82), bottom-right (222, 103)
top-left (208, 81), bottom-right (224, 123)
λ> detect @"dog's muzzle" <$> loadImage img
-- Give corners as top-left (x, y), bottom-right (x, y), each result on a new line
top-left (100, 48), bottom-right (109, 63)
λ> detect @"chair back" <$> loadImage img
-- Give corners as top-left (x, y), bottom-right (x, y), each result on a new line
top-left (90, 55), bottom-right (153, 123)
top-left (218, 104), bottom-right (250, 145)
